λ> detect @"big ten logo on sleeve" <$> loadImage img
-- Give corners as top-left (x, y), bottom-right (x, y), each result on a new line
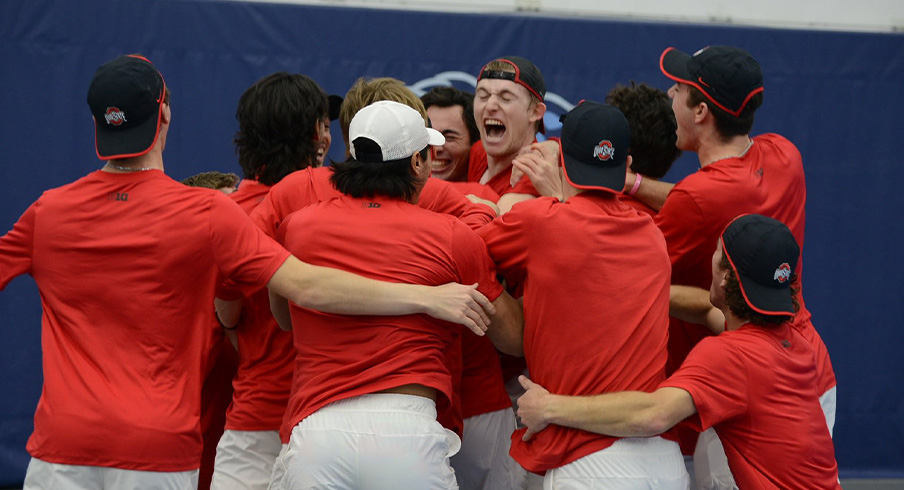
top-left (108, 192), bottom-right (129, 201)
top-left (363, 202), bottom-right (381, 208)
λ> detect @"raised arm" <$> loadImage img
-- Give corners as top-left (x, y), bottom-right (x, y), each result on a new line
top-left (670, 285), bottom-right (726, 333)
top-left (266, 255), bottom-right (495, 336)
top-left (624, 170), bottom-right (674, 212)
top-left (516, 376), bottom-right (696, 441)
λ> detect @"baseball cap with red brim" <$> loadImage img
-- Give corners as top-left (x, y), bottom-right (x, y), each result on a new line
top-left (660, 45), bottom-right (763, 117)
top-left (87, 54), bottom-right (167, 160)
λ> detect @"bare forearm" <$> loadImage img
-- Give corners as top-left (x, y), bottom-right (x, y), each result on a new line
top-left (268, 257), bottom-right (424, 316)
top-left (542, 391), bottom-right (680, 438)
top-left (670, 285), bottom-right (726, 333)
top-left (625, 174), bottom-right (673, 212)
top-left (266, 256), bottom-right (493, 334)
top-left (485, 291), bottom-right (524, 356)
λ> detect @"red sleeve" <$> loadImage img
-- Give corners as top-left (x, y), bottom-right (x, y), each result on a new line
top-left (0, 202), bottom-right (36, 289)
top-left (654, 188), bottom-right (708, 278)
top-left (449, 221), bottom-right (503, 302)
top-left (660, 337), bottom-right (749, 431)
top-left (419, 178), bottom-right (495, 230)
top-left (477, 198), bottom-right (551, 287)
top-left (209, 194), bottom-right (290, 298)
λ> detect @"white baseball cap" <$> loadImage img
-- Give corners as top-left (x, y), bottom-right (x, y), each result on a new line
top-left (349, 100), bottom-right (445, 162)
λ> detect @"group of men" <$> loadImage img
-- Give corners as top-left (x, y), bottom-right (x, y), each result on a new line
top-left (0, 43), bottom-right (840, 490)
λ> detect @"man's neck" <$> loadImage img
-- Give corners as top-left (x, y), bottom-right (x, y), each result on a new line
top-left (697, 134), bottom-right (753, 168)
top-left (723, 309), bottom-right (749, 331)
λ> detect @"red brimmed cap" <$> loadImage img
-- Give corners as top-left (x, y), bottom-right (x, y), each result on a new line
top-left (478, 55), bottom-right (546, 133)
top-left (660, 45), bottom-right (763, 117)
top-left (721, 214), bottom-right (800, 316)
top-left (559, 101), bottom-right (630, 194)
top-left (87, 54), bottom-right (166, 160)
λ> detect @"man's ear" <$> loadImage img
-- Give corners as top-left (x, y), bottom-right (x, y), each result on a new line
top-left (160, 103), bottom-right (171, 125)
top-left (694, 101), bottom-right (708, 124)
top-left (530, 101), bottom-right (547, 124)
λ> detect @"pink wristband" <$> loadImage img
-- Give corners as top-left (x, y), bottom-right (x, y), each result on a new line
top-left (628, 173), bottom-right (642, 196)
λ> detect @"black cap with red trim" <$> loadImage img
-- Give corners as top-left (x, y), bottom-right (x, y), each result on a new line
top-left (660, 45), bottom-right (763, 117)
top-left (721, 214), bottom-right (800, 316)
top-left (559, 101), bottom-right (630, 194)
top-left (87, 54), bottom-right (166, 160)
top-left (478, 55), bottom-right (546, 133)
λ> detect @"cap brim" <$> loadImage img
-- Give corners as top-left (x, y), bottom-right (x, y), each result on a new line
top-left (94, 104), bottom-right (162, 160)
top-left (735, 270), bottom-right (796, 316)
top-left (328, 94), bottom-right (343, 121)
top-left (659, 47), bottom-right (694, 85)
top-left (427, 127), bottom-right (445, 146)
top-left (561, 150), bottom-right (624, 193)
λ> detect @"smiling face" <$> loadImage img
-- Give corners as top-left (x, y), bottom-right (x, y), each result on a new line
top-left (426, 105), bottom-right (471, 182)
top-left (315, 115), bottom-right (331, 166)
top-left (474, 78), bottom-right (545, 164)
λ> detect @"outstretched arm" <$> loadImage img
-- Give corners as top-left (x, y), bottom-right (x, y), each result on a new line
top-left (670, 285), bottom-right (726, 334)
top-left (485, 290), bottom-right (525, 356)
top-left (516, 375), bottom-right (696, 441)
top-left (266, 256), bottom-right (495, 336)
top-left (624, 170), bottom-right (674, 212)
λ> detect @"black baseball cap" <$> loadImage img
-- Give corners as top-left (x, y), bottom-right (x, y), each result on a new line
top-left (660, 45), bottom-right (763, 117)
top-left (721, 214), bottom-right (800, 316)
top-left (87, 54), bottom-right (167, 160)
top-left (559, 101), bottom-right (630, 194)
top-left (478, 55), bottom-right (546, 133)
top-left (328, 94), bottom-right (343, 121)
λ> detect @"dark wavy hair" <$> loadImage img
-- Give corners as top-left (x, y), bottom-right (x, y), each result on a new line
top-left (330, 139), bottom-right (428, 203)
top-left (721, 251), bottom-right (798, 327)
top-left (234, 72), bottom-right (328, 185)
top-left (421, 86), bottom-right (480, 145)
top-left (606, 81), bottom-right (682, 179)
top-left (687, 85), bottom-right (763, 141)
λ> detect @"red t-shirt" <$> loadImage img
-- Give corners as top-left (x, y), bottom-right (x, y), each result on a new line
top-left (225, 179), bottom-right (296, 431)
top-left (250, 166), bottom-right (509, 427)
top-left (251, 166), bottom-right (495, 239)
top-left (468, 141), bottom-right (539, 197)
top-left (275, 195), bottom-right (504, 442)
top-left (479, 192), bottom-right (673, 473)
top-left (618, 192), bottom-right (656, 217)
top-left (0, 170), bottom-right (289, 471)
top-left (661, 324), bottom-right (840, 489)
top-left (655, 133), bottom-right (836, 452)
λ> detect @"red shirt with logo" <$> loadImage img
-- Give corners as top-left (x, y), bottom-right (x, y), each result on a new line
top-left (468, 141), bottom-right (540, 197)
top-left (275, 195), bottom-right (503, 441)
top-left (479, 192), bottom-right (673, 473)
top-left (661, 324), bottom-right (840, 489)
top-left (0, 170), bottom-right (289, 471)
top-left (224, 179), bottom-right (296, 431)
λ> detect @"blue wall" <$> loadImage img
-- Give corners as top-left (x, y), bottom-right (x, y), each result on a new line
top-left (1, 0), bottom-right (902, 483)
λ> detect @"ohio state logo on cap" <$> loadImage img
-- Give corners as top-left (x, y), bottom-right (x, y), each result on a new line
top-left (593, 140), bottom-right (615, 161)
top-left (104, 107), bottom-right (127, 126)
top-left (773, 263), bottom-right (792, 283)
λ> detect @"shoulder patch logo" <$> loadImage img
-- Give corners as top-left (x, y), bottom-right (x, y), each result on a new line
top-left (773, 263), bottom-right (792, 283)
top-left (593, 140), bottom-right (615, 161)
top-left (104, 107), bottom-right (127, 126)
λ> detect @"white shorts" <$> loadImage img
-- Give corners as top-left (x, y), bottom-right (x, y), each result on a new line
top-left (543, 437), bottom-right (689, 490)
top-left (451, 408), bottom-right (521, 490)
top-left (270, 393), bottom-right (461, 490)
top-left (23, 457), bottom-right (198, 490)
top-left (212, 429), bottom-right (282, 490)
top-left (692, 385), bottom-right (838, 490)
